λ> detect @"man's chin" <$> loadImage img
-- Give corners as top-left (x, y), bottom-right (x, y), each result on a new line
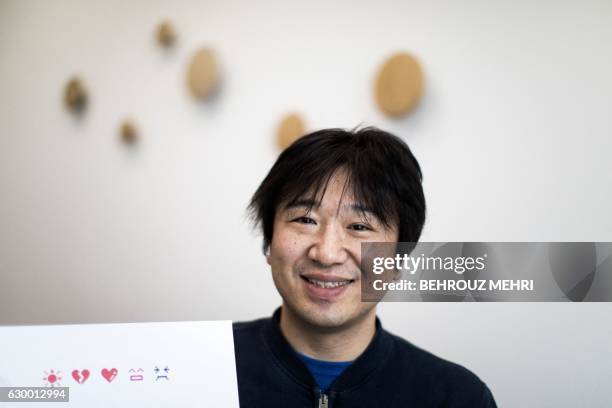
top-left (295, 304), bottom-right (364, 330)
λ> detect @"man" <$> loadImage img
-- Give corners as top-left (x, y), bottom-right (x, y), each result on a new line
top-left (234, 127), bottom-right (497, 407)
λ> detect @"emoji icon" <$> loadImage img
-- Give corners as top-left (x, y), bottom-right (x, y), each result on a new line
top-left (154, 366), bottom-right (170, 381)
top-left (43, 370), bottom-right (62, 387)
top-left (101, 368), bottom-right (118, 383)
top-left (129, 368), bottom-right (144, 381)
top-left (72, 369), bottom-right (90, 384)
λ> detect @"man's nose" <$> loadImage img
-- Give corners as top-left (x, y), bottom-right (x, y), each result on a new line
top-left (307, 224), bottom-right (348, 266)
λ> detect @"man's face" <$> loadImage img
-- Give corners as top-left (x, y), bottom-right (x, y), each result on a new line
top-left (267, 170), bottom-right (399, 330)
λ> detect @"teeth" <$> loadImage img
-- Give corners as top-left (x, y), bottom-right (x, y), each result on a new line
top-left (307, 278), bottom-right (351, 289)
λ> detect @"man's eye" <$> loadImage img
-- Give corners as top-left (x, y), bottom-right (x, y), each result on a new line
top-left (293, 217), bottom-right (316, 225)
top-left (350, 224), bottom-right (370, 231)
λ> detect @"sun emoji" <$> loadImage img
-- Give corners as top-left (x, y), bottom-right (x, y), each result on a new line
top-left (43, 370), bottom-right (62, 387)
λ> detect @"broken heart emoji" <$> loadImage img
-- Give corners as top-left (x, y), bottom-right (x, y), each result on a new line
top-left (101, 368), bottom-right (118, 383)
top-left (71, 369), bottom-right (90, 384)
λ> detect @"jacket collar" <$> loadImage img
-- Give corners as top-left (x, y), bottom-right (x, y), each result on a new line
top-left (260, 307), bottom-right (394, 393)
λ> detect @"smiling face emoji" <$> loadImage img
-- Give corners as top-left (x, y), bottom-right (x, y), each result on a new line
top-left (128, 368), bottom-right (144, 381)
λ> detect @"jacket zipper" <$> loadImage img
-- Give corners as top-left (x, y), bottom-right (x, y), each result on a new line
top-left (318, 393), bottom-right (329, 408)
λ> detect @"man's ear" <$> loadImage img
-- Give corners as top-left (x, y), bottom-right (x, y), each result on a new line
top-left (265, 247), bottom-right (272, 266)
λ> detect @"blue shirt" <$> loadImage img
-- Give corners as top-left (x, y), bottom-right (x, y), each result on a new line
top-left (296, 352), bottom-right (353, 392)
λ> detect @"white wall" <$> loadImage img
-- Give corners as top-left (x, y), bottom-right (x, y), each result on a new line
top-left (1, 0), bottom-right (611, 406)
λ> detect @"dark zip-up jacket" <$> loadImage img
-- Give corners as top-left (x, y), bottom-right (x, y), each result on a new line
top-left (233, 309), bottom-right (497, 407)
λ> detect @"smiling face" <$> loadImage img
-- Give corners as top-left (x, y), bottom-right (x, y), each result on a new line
top-left (267, 169), bottom-right (399, 330)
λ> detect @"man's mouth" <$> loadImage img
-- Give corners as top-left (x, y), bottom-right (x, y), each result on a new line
top-left (300, 274), bottom-right (356, 289)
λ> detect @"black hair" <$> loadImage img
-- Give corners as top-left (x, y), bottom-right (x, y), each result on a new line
top-left (248, 126), bottom-right (426, 253)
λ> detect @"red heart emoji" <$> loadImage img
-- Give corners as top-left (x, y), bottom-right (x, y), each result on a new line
top-left (72, 369), bottom-right (90, 384)
top-left (101, 368), bottom-right (118, 383)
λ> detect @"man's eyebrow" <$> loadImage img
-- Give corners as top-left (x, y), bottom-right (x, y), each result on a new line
top-left (350, 204), bottom-right (382, 223)
top-left (350, 203), bottom-right (375, 215)
top-left (283, 199), bottom-right (378, 219)
top-left (284, 199), bottom-right (320, 210)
